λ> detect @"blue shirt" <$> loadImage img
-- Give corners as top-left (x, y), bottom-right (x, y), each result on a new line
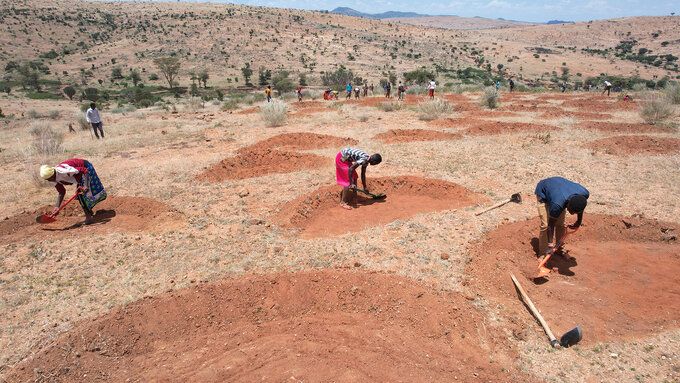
top-left (535, 177), bottom-right (589, 218)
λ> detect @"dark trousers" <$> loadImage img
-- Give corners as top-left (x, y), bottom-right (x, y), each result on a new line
top-left (91, 122), bottom-right (104, 139)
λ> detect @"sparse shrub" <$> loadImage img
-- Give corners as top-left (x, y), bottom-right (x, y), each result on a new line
top-left (631, 83), bottom-right (647, 92)
top-left (640, 93), bottom-right (673, 124)
top-left (221, 99), bottom-right (240, 110)
top-left (358, 115), bottom-right (369, 122)
top-left (260, 99), bottom-right (288, 127)
top-left (405, 84), bottom-right (425, 95)
top-left (664, 83), bottom-right (680, 104)
top-left (377, 101), bottom-right (402, 112)
top-left (29, 122), bottom-right (64, 155)
top-left (148, 73), bottom-right (159, 81)
top-left (26, 109), bottom-right (39, 119)
top-left (63, 85), bottom-right (76, 100)
top-left (417, 99), bottom-right (453, 121)
top-left (185, 97), bottom-right (204, 112)
top-left (271, 70), bottom-right (295, 94)
top-left (74, 110), bottom-right (90, 130)
top-left (480, 87), bottom-right (499, 109)
top-left (46, 110), bottom-right (60, 119)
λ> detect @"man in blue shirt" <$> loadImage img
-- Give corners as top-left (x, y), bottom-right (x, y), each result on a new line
top-left (535, 177), bottom-right (589, 256)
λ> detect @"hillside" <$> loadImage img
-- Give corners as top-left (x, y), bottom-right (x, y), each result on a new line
top-left (387, 15), bottom-right (535, 30)
top-left (0, 0), bottom-right (678, 94)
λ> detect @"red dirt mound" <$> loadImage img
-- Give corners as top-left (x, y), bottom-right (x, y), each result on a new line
top-left (373, 129), bottom-right (461, 143)
top-left (462, 110), bottom-right (519, 118)
top-left (498, 101), bottom-right (554, 112)
top-left (463, 120), bottom-right (557, 135)
top-left (0, 196), bottom-right (181, 241)
top-left (539, 109), bottom-right (613, 120)
top-left (427, 117), bottom-right (467, 129)
top-left (5, 270), bottom-right (534, 382)
top-left (275, 176), bottom-right (486, 237)
top-left (238, 133), bottom-right (357, 153)
top-left (292, 106), bottom-right (332, 116)
top-left (578, 121), bottom-right (669, 133)
top-left (467, 214), bottom-right (680, 344)
top-left (587, 135), bottom-right (680, 155)
top-left (236, 106), bottom-right (259, 115)
top-left (197, 149), bottom-right (329, 182)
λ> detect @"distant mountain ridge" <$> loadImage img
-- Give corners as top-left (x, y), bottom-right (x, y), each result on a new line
top-left (547, 20), bottom-right (575, 24)
top-left (330, 7), bottom-right (429, 19)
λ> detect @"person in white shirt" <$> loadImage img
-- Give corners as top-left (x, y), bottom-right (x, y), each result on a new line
top-left (427, 79), bottom-right (436, 99)
top-left (85, 102), bottom-right (104, 139)
top-left (602, 80), bottom-right (612, 96)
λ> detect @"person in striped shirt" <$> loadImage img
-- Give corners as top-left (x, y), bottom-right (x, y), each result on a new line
top-left (335, 147), bottom-right (382, 210)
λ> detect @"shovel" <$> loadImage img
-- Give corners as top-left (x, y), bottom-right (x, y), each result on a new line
top-left (36, 191), bottom-right (80, 224)
top-left (511, 273), bottom-right (582, 348)
top-left (475, 193), bottom-right (522, 216)
top-left (356, 188), bottom-right (387, 200)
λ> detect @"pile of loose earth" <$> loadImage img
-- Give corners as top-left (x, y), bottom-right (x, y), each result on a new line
top-left (587, 135), bottom-right (680, 155)
top-left (373, 129), bottom-right (461, 143)
top-left (0, 196), bottom-right (182, 241)
top-left (275, 176), bottom-right (485, 237)
top-left (579, 121), bottom-right (669, 133)
top-left (6, 270), bottom-right (533, 382)
top-left (199, 133), bottom-right (356, 182)
top-left (463, 120), bottom-right (556, 135)
top-left (238, 132), bottom-right (357, 153)
top-left (467, 214), bottom-right (680, 344)
top-left (197, 149), bottom-right (329, 182)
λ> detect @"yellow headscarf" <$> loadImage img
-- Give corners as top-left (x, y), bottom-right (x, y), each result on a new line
top-left (40, 165), bottom-right (55, 180)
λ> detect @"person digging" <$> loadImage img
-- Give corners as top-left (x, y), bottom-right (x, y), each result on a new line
top-left (535, 177), bottom-right (589, 276)
top-left (335, 147), bottom-right (382, 210)
top-left (40, 158), bottom-right (107, 224)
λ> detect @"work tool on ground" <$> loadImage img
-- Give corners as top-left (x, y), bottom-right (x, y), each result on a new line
top-left (510, 273), bottom-right (582, 348)
top-left (356, 188), bottom-right (387, 200)
top-left (475, 193), bottom-right (522, 216)
top-left (36, 191), bottom-right (80, 224)
top-left (535, 228), bottom-right (576, 279)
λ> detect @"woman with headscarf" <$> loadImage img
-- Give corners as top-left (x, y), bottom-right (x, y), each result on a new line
top-left (40, 158), bottom-right (107, 224)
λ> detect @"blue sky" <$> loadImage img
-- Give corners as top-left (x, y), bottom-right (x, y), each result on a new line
top-left (194, 0), bottom-right (678, 23)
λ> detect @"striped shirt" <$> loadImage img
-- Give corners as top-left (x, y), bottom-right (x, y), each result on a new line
top-left (341, 147), bottom-right (369, 165)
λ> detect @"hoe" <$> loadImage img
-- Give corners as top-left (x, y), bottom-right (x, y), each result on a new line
top-left (475, 193), bottom-right (522, 216)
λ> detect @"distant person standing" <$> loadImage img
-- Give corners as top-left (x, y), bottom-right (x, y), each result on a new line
top-left (363, 81), bottom-right (368, 97)
top-left (346, 82), bottom-right (353, 100)
top-left (296, 85), bottom-right (303, 102)
top-left (427, 79), bottom-right (436, 99)
top-left (85, 103), bottom-right (104, 139)
top-left (495, 80), bottom-right (501, 92)
top-left (602, 80), bottom-right (612, 96)
top-left (265, 85), bottom-right (273, 102)
top-left (397, 82), bottom-right (406, 101)
top-left (509, 78), bottom-right (515, 92)
top-left (354, 86), bottom-right (360, 99)
top-left (384, 82), bottom-right (391, 98)
top-left (369, 83), bottom-right (374, 95)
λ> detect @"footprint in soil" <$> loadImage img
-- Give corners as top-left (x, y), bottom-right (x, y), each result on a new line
top-left (42, 209), bottom-right (116, 231)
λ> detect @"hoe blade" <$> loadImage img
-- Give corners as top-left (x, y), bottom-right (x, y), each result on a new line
top-left (36, 214), bottom-right (56, 224)
top-left (560, 326), bottom-right (582, 347)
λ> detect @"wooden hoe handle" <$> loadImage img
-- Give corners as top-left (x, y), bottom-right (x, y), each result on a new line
top-left (510, 274), bottom-right (559, 348)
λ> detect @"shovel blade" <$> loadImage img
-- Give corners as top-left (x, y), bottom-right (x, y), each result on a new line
top-left (560, 326), bottom-right (582, 347)
top-left (372, 193), bottom-right (387, 200)
top-left (36, 214), bottom-right (56, 224)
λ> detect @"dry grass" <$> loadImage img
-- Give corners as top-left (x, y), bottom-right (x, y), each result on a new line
top-left (480, 87), bottom-right (500, 109)
top-left (260, 100), bottom-right (288, 127)
top-left (74, 110), bottom-right (90, 131)
top-left (665, 83), bottom-right (680, 105)
top-left (29, 121), bottom-right (64, 156)
top-left (377, 101), bottom-right (402, 112)
top-left (639, 92), bottom-right (674, 124)
top-left (416, 98), bottom-right (453, 121)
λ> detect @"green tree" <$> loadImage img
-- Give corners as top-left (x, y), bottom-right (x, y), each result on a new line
top-left (198, 69), bottom-right (209, 88)
top-left (81, 87), bottom-right (99, 102)
top-left (63, 86), bottom-right (76, 100)
top-left (130, 69), bottom-right (142, 86)
top-left (298, 73), bottom-right (307, 86)
top-left (111, 67), bottom-right (123, 80)
top-left (258, 67), bottom-right (272, 86)
top-left (241, 63), bottom-right (253, 86)
top-left (153, 57), bottom-right (181, 89)
top-left (403, 68), bottom-right (435, 84)
top-left (16, 63), bottom-right (41, 90)
top-left (271, 70), bottom-right (294, 94)
top-left (321, 65), bottom-right (355, 90)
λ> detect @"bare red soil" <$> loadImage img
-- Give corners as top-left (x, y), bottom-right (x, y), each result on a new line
top-left (238, 133), bottom-right (357, 153)
top-left (588, 135), bottom-right (680, 155)
top-left (578, 121), bottom-right (669, 133)
top-left (5, 270), bottom-right (534, 383)
top-left (462, 110), bottom-right (519, 118)
top-left (442, 94), bottom-right (479, 112)
top-left (561, 98), bottom-right (637, 112)
top-left (292, 106), bottom-right (332, 116)
top-left (467, 214), bottom-right (680, 344)
top-left (539, 109), bottom-right (613, 120)
top-left (236, 106), bottom-right (259, 115)
top-left (427, 117), bottom-right (468, 129)
top-left (275, 176), bottom-right (485, 237)
top-left (463, 121), bottom-right (557, 135)
top-left (197, 149), bottom-right (329, 182)
top-left (498, 101), bottom-right (555, 112)
top-left (0, 196), bottom-right (181, 241)
top-left (373, 129), bottom-right (461, 143)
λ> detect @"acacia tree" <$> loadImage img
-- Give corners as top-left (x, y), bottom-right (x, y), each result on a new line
top-left (241, 63), bottom-right (253, 86)
top-left (63, 85), bottom-right (76, 100)
top-left (153, 57), bottom-right (181, 89)
top-left (198, 69), bottom-right (209, 88)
